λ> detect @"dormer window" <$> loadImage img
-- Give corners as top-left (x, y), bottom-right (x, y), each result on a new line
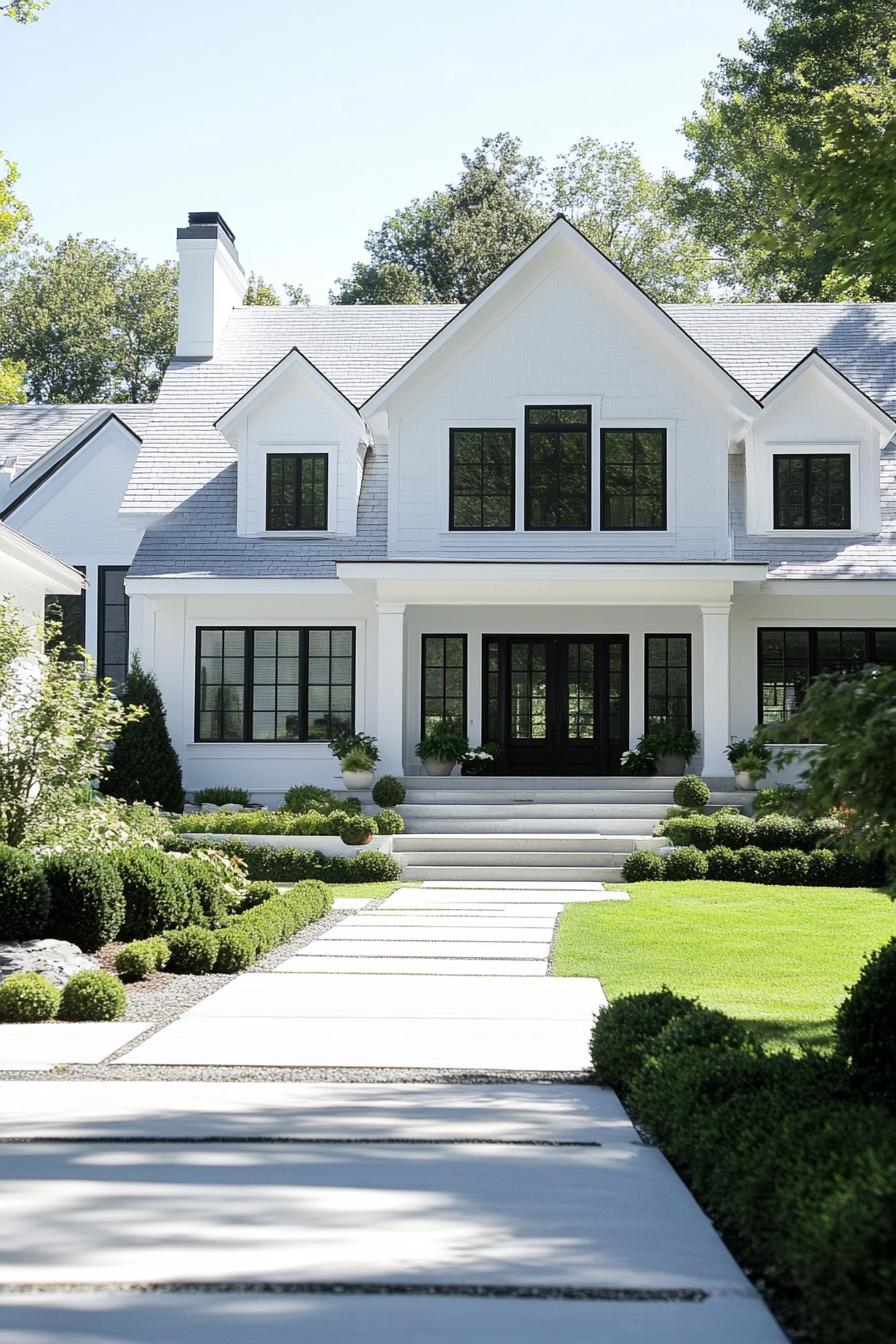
top-left (773, 454), bottom-right (850, 530)
top-left (266, 452), bottom-right (328, 531)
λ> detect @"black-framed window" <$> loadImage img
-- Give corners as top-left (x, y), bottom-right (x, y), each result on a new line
top-left (524, 405), bottom-right (591, 530)
top-left (645, 635), bottom-right (691, 729)
top-left (773, 454), bottom-right (851, 529)
top-left (196, 626), bottom-right (354, 742)
top-left (266, 453), bottom-right (328, 531)
top-left (600, 428), bottom-right (667, 530)
top-left (421, 635), bottom-right (467, 735)
top-left (758, 627), bottom-right (896, 724)
top-left (44, 566), bottom-right (86, 662)
top-left (449, 429), bottom-right (515, 530)
top-left (98, 566), bottom-right (129, 691)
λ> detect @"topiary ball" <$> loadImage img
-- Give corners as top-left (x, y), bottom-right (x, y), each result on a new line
top-left (651, 1006), bottom-right (754, 1057)
top-left (736, 845), bottom-right (768, 882)
top-left (114, 936), bottom-right (170, 981)
top-left (58, 970), bottom-right (126, 1022)
top-left (664, 846), bottom-right (709, 880)
top-left (672, 775), bottom-right (710, 810)
top-left (769, 847), bottom-right (810, 884)
top-left (166, 925), bottom-right (220, 974)
top-left (371, 775), bottom-right (406, 807)
top-left (215, 926), bottom-right (256, 973)
top-left (0, 971), bottom-right (61, 1022)
top-left (836, 936), bottom-right (896, 1110)
top-left (0, 845), bottom-right (50, 940)
top-left (589, 988), bottom-right (699, 1091)
top-left (374, 808), bottom-right (404, 835)
top-left (806, 848), bottom-right (837, 886)
top-left (705, 845), bottom-right (739, 880)
top-left (620, 849), bottom-right (665, 882)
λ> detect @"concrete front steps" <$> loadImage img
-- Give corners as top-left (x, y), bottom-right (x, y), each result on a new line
top-left (393, 775), bottom-right (748, 883)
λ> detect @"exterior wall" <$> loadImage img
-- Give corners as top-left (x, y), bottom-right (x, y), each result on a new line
top-left (388, 258), bottom-right (731, 561)
top-left (5, 421), bottom-right (143, 665)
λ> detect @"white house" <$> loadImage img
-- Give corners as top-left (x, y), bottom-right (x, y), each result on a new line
top-left (2, 211), bottom-right (895, 801)
top-left (0, 519), bottom-right (85, 638)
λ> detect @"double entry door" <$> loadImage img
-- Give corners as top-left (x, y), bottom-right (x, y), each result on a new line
top-left (485, 635), bottom-right (628, 775)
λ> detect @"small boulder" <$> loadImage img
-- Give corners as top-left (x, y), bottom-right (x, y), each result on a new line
top-left (0, 939), bottom-right (100, 989)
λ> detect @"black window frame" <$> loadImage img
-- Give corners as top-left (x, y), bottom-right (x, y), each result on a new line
top-left (599, 427), bottom-right (668, 532)
top-left (420, 634), bottom-right (468, 737)
top-left (772, 453), bottom-right (851, 530)
top-left (757, 626), bottom-right (896, 725)
top-left (448, 428), bottom-right (516, 531)
top-left (265, 452), bottom-right (329, 532)
top-left (194, 625), bottom-right (356, 743)
top-left (44, 565), bottom-right (86, 662)
top-left (644, 634), bottom-right (692, 730)
top-left (524, 405), bottom-right (592, 532)
top-left (97, 565), bottom-right (129, 691)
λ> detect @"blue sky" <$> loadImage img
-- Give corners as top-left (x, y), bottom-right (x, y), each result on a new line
top-left (1, 0), bottom-right (756, 300)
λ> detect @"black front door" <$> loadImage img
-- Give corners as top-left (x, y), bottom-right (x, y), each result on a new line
top-left (484, 635), bottom-right (628, 775)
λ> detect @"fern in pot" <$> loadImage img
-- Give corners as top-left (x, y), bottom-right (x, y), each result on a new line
top-left (415, 723), bottom-right (469, 777)
top-left (330, 731), bottom-right (379, 790)
top-left (642, 723), bottom-right (700, 776)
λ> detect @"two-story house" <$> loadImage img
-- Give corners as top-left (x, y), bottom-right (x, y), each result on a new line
top-left (2, 211), bottom-right (894, 800)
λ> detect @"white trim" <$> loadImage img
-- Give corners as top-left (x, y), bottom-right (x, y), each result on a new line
top-left (126, 577), bottom-right (351, 596)
top-left (337, 561), bottom-right (767, 583)
top-left (0, 522), bottom-right (85, 592)
top-left (758, 350), bottom-right (896, 435)
top-left (215, 347), bottom-right (368, 443)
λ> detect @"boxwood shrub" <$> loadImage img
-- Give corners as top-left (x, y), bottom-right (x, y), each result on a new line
top-left (42, 851), bottom-right (125, 952)
top-left (589, 988), bottom-right (698, 1090)
top-left (705, 844), bottom-right (739, 879)
top-left (836, 937), bottom-right (896, 1112)
top-left (0, 844), bottom-right (50, 940)
top-left (179, 855), bottom-right (230, 928)
top-left (735, 844), bottom-right (769, 882)
top-left (114, 936), bottom-right (170, 981)
top-left (161, 880), bottom-right (333, 972)
top-left (58, 969), bottom-right (126, 1021)
top-left (175, 808), bottom-right (368, 837)
top-left (373, 808), bottom-right (404, 835)
top-left (672, 775), bottom-right (710, 810)
top-left (281, 785), bottom-right (362, 816)
top-left (161, 835), bottom-right (401, 884)
top-left (0, 970), bottom-right (61, 1022)
top-left (214, 926), bottom-right (256, 973)
top-left (371, 775), bottom-right (406, 807)
top-left (663, 846), bottom-right (709, 880)
top-left (620, 849), bottom-right (665, 882)
top-left (166, 925), bottom-right (220, 974)
top-left (116, 848), bottom-right (197, 939)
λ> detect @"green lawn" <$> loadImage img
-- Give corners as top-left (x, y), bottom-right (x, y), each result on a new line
top-left (554, 881), bottom-right (895, 1053)
top-left (328, 881), bottom-right (418, 901)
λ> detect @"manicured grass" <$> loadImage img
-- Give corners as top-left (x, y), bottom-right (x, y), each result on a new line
top-left (327, 881), bottom-right (419, 901)
top-left (554, 881), bottom-right (895, 1053)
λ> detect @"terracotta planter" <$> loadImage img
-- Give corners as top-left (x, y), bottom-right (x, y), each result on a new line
top-left (423, 757), bottom-right (454, 777)
top-left (657, 753), bottom-right (686, 776)
top-left (341, 769), bottom-right (374, 790)
top-left (341, 830), bottom-right (374, 846)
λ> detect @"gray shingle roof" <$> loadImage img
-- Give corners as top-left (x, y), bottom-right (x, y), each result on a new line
top-left (0, 403), bottom-right (154, 476)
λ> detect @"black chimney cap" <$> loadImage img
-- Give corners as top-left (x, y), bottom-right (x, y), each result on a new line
top-left (186, 212), bottom-right (236, 244)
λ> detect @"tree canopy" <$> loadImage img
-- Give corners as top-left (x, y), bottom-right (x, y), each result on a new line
top-left (1, 1), bottom-right (48, 21)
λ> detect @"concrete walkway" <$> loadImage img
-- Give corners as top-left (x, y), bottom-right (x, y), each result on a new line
top-left (0, 884), bottom-right (787, 1341)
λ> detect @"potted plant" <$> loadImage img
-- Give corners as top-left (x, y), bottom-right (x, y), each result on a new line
top-left (415, 723), bottom-right (469, 777)
top-left (726, 735), bottom-right (771, 789)
top-left (329, 731), bottom-right (380, 790)
top-left (460, 743), bottom-right (498, 776)
top-left (642, 723), bottom-right (701, 776)
top-left (620, 742), bottom-right (656, 776)
top-left (340, 815), bottom-right (378, 847)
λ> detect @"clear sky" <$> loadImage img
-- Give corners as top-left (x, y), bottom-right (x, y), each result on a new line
top-left (1, 0), bottom-right (756, 301)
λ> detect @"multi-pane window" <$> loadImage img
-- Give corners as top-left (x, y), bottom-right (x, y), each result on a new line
top-left (524, 406), bottom-right (591, 530)
top-left (196, 627), bottom-right (354, 742)
top-left (600, 429), bottom-right (666, 530)
top-left (44, 568), bottom-right (86, 662)
top-left (98, 566), bottom-right (129, 691)
top-left (421, 635), bottom-right (467, 735)
top-left (758, 627), bottom-right (896, 724)
top-left (449, 429), bottom-right (515, 530)
top-left (645, 635), bottom-right (691, 728)
top-left (509, 640), bottom-right (548, 739)
top-left (773, 454), bottom-right (850, 529)
top-left (266, 453), bottom-right (328, 531)
top-left (567, 641), bottom-right (595, 740)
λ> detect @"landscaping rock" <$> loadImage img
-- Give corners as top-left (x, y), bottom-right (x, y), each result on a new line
top-left (0, 940), bottom-right (99, 989)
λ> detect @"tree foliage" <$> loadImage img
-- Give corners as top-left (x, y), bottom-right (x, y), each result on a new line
top-left (0, 237), bottom-right (177, 401)
top-left (102, 652), bottom-right (184, 812)
top-left (0, 151), bottom-right (29, 256)
top-left (333, 133), bottom-right (714, 305)
top-left (674, 0), bottom-right (896, 298)
top-left (1, 1), bottom-right (48, 21)
top-left (0, 597), bottom-right (140, 847)
top-left (244, 272), bottom-right (280, 306)
top-left (283, 282), bottom-right (310, 305)
top-left (0, 358), bottom-right (25, 402)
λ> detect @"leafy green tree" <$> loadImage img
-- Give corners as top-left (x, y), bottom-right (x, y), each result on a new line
top-left (0, 597), bottom-right (139, 847)
top-left (0, 358), bottom-right (25, 402)
top-left (244, 272), bottom-right (280, 305)
top-left (284, 282), bottom-right (311, 305)
top-left (102, 653), bottom-right (184, 812)
top-left (675, 0), bottom-right (896, 298)
top-left (1, 1), bottom-right (48, 21)
top-left (0, 151), bottom-right (29, 255)
top-left (0, 236), bottom-right (177, 402)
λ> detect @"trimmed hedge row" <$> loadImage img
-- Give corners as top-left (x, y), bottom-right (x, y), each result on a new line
top-left (621, 844), bottom-right (880, 886)
top-left (590, 978), bottom-right (896, 1344)
top-left (0, 969), bottom-right (126, 1022)
top-left (173, 809), bottom-right (363, 837)
top-left (661, 809), bottom-right (843, 853)
top-left (162, 834), bottom-right (401, 884)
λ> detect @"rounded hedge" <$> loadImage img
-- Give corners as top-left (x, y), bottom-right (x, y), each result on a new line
top-left (117, 848), bottom-right (196, 939)
top-left (806, 847), bottom-right (838, 886)
top-left (240, 880), bottom-right (282, 909)
top-left (650, 1006), bottom-right (754, 1058)
top-left (836, 937), bottom-right (896, 1111)
top-left (736, 844), bottom-right (768, 882)
top-left (714, 812), bottom-right (754, 849)
top-left (58, 969), bottom-right (126, 1021)
top-left (374, 808), bottom-right (404, 835)
top-left (42, 851), bottom-right (125, 952)
top-left (215, 926), bottom-right (256, 973)
top-left (772, 847), bottom-right (810, 884)
top-left (114, 936), bottom-right (169, 981)
top-left (672, 775), bottom-right (710, 810)
top-left (620, 849), bottom-right (665, 882)
top-left (0, 844), bottom-right (50, 940)
top-left (371, 775), bottom-right (406, 807)
top-left (179, 856), bottom-right (230, 928)
top-left (753, 813), bottom-right (804, 851)
top-left (0, 971), bottom-right (61, 1022)
top-left (166, 925), bottom-right (220, 974)
top-left (664, 846), bottom-right (709, 880)
top-left (340, 850), bottom-right (400, 882)
top-left (589, 988), bottom-right (698, 1091)
top-left (340, 816), bottom-right (378, 846)
top-left (705, 844), bottom-right (739, 880)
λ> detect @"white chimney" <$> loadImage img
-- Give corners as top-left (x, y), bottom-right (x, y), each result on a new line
top-left (175, 212), bottom-right (246, 359)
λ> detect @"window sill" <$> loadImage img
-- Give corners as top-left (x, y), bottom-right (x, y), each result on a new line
top-left (249, 531), bottom-right (337, 540)
top-left (435, 529), bottom-right (674, 538)
top-left (756, 528), bottom-right (863, 538)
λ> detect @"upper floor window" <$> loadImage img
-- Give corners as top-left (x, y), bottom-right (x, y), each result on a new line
top-left (449, 429), bottom-right (515, 530)
top-left (600, 429), bottom-right (666, 530)
top-left (773, 454), bottom-right (850, 529)
top-left (525, 406), bottom-right (591, 531)
top-left (266, 452), bottom-right (328, 531)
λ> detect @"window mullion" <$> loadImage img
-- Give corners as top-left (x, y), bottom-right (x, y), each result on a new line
top-left (299, 628), bottom-right (309, 743)
top-left (245, 629), bottom-right (254, 742)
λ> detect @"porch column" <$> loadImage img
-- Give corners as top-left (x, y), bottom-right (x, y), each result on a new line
top-left (376, 600), bottom-right (406, 777)
top-left (700, 602), bottom-right (731, 778)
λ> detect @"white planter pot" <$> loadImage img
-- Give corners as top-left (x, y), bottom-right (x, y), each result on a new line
top-left (341, 769), bottom-right (374, 790)
top-left (423, 758), bottom-right (454, 777)
top-left (657, 754), bottom-right (686, 776)
top-left (735, 770), bottom-right (755, 791)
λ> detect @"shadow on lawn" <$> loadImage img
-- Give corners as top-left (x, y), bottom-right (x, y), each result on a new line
top-left (738, 1016), bottom-right (837, 1054)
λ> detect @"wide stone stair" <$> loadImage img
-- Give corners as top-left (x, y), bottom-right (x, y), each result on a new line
top-left (393, 776), bottom-right (745, 883)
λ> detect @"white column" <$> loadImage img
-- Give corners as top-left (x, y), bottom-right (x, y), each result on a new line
top-left (376, 601), bottom-right (406, 777)
top-left (700, 603), bottom-right (732, 778)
